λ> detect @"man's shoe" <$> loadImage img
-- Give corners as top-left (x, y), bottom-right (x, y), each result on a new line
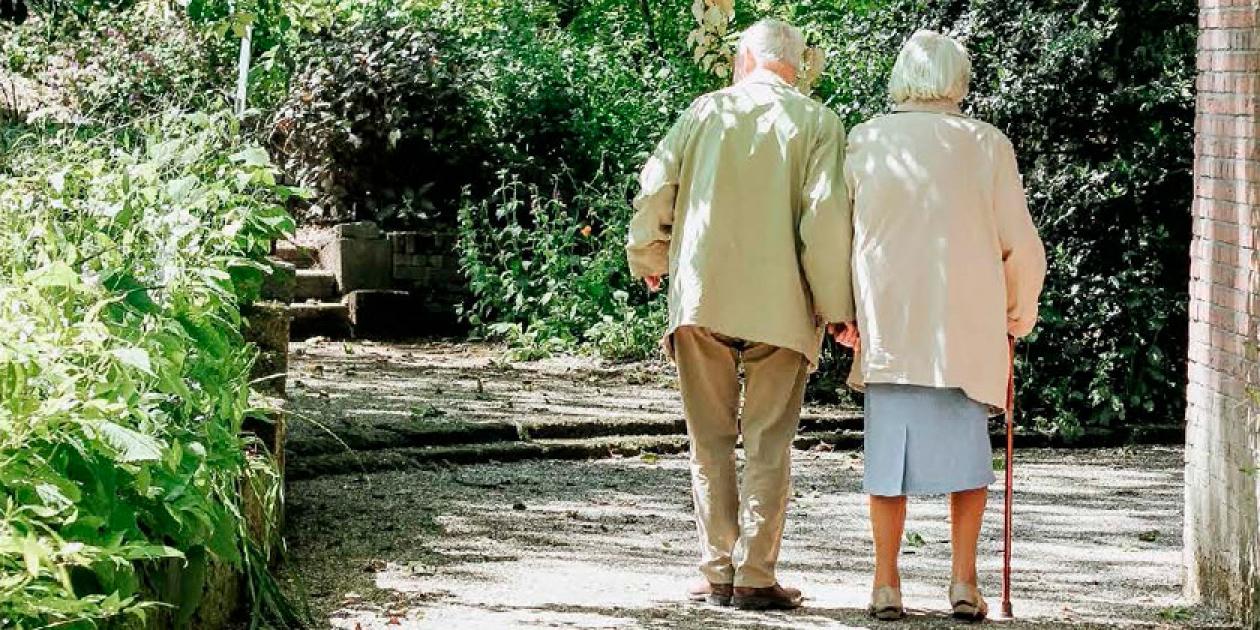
top-left (687, 580), bottom-right (733, 606)
top-left (949, 582), bottom-right (988, 622)
top-left (732, 584), bottom-right (803, 610)
top-left (868, 585), bottom-right (906, 621)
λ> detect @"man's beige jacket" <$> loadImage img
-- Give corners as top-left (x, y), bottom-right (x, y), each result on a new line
top-left (626, 70), bottom-right (854, 367)
top-left (844, 100), bottom-right (1047, 410)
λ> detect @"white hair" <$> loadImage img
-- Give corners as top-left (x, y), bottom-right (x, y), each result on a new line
top-left (888, 30), bottom-right (972, 104)
top-left (737, 19), bottom-right (806, 71)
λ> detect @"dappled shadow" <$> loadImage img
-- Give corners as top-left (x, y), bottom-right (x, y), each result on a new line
top-left (279, 446), bottom-right (1232, 629)
top-left (284, 340), bottom-right (856, 456)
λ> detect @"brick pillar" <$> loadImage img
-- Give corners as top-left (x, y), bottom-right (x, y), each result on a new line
top-left (1186, 2), bottom-right (1260, 625)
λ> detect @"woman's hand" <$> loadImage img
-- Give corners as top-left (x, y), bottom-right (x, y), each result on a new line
top-left (644, 275), bottom-right (663, 292)
top-left (827, 321), bottom-right (861, 352)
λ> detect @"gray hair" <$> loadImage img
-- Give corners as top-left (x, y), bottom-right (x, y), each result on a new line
top-left (737, 19), bottom-right (806, 71)
top-left (888, 30), bottom-right (972, 103)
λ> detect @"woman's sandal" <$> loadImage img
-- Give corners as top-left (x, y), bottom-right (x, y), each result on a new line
top-left (949, 582), bottom-right (989, 622)
top-left (868, 585), bottom-right (906, 621)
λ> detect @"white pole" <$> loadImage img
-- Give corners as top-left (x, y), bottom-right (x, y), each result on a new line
top-left (235, 23), bottom-right (253, 117)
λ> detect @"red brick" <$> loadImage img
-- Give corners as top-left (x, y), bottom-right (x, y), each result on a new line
top-left (1201, 7), bottom-right (1260, 29)
top-left (1193, 196), bottom-right (1260, 226)
top-left (1198, 91), bottom-right (1260, 115)
top-left (1189, 237), bottom-right (1252, 269)
top-left (1196, 174), bottom-right (1260, 205)
top-left (1197, 155), bottom-right (1260, 183)
top-left (1198, 71), bottom-right (1260, 94)
top-left (1196, 113), bottom-right (1260, 139)
top-left (1200, 28), bottom-right (1260, 51)
top-left (1203, 0), bottom-right (1260, 8)
top-left (1196, 134), bottom-right (1260, 161)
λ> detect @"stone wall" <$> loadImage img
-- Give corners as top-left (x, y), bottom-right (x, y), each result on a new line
top-left (1185, 1), bottom-right (1260, 625)
top-left (389, 228), bottom-right (466, 333)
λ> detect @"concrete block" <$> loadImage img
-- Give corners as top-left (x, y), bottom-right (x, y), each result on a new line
top-left (294, 269), bottom-right (339, 301)
top-left (273, 242), bottom-right (319, 269)
top-left (343, 290), bottom-right (415, 339)
top-left (319, 236), bottom-right (392, 292)
top-left (242, 301), bottom-right (290, 397)
top-left (259, 258), bottom-right (296, 303)
top-left (334, 220), bottom-right (381, 240)
top-left (289, 302), bottom-right (352, 340)
top-left (243, 399), bottom-right (287, 476)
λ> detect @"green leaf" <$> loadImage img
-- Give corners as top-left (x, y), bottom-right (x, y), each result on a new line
top-left (99, 422), bottom-right (163, 463)
top-left (166, 176), bottom-right (199, 203)
top-left (28, 262), bottom-right (80, 288)
top-left (229, 147), bottom-right (272, 168)
top-left (121, 544), bottom-right (184, 561)
top-left (177, 546), bottom-right (209, 625)
top-left (22, 535), bottom-right (43, 576)
top-left (111, 347), bottom-right (153, 375)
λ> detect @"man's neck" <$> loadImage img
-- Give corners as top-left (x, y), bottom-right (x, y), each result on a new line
top-left (743, 60), bottom-right (796, 85)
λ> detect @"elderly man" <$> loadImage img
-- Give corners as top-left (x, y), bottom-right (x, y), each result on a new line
top-left (626, 19), bottom-right (854, 610)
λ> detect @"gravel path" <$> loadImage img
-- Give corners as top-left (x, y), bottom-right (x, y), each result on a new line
top-left (278, 446), bottom-right (1235, 629)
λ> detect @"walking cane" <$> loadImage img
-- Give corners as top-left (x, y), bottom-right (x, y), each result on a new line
top-left (1001, 336), bottom-right (1016, 618)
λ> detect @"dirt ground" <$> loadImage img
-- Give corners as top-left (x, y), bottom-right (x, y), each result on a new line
top-left (279, 447), bottom-right (1238, 629)
top-left (277, 342), bottom-right (1234, 629)
top-left (283, 339), bottom-right (856, 458)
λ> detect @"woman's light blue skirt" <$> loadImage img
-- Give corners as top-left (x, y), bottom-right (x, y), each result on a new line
top-left (863, 383), bottom-right (997, 497)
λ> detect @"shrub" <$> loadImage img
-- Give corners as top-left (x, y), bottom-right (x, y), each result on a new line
top-left (0, 5), bottom-right (237, 123)
top-left (453, 0), bottom-right (1195, 437)
top-left (458, 172), bottom-right (665, 361)
top-left (0, 110), bottom-right (298, 626)
top-left (269, 11), bottom-right (488, 226)
top-left (835, 0), bottom-right (1194, 437)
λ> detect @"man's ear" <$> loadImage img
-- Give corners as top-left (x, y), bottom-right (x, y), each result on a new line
top-left (733, 50), bottom-right (754, 83)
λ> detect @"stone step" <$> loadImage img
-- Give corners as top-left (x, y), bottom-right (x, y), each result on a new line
top-left (295, 269), bottom-right (340, 302)
top-left (285, 413), bottom-right (866, 458)
top-left (274, 242), bottom-right (320, 270)
top-left (289, 302), bottom-right (352, 340)
top-left (286, 432), bottom-right (865, 480)
top-left (284, 419), bottom-right (1186, 480)
top-left (286, 435), bottom-right (680, 480)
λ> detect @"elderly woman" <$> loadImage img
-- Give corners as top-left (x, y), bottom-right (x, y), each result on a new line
top-left (836, 30), bottom-right (1046, 621)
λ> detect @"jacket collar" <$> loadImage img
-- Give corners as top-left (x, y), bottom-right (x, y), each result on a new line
top-left (893, 99), bottom-right (963, 115)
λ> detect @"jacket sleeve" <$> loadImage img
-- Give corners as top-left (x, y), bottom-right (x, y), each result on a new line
top-left (798, 113), bottom-right (855, 324)
top-left (626, 104), bottom-right (695, 279)
top-left (993, 136), bottom-right (1047, 338)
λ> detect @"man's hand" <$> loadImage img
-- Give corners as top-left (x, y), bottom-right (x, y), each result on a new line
top-left (827, 321), bottom-right (861, 352)
top-left (644, 275), bottom-right (663, 293)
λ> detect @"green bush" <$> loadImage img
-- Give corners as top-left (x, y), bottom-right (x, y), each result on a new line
top-left (458, 173), bottom-right (666, 361)
top-left (435, 0), bottom-right (708, 356)
top-left (800, 0), bottom-right (1194, 437)
top-left (450, 0), bottom-right (1194, 436)
top-left (0, 111), bottom-right (298, 626)
top-left (961, 0), bottom-right (1194, 437)
top-left (0, 6), bottom-right (237, 122)
top-left (270, 11), bottom-right (488, 226)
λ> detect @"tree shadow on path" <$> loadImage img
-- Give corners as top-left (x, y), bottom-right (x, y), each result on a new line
top-left (278, 445), bottom-right (1236, 629)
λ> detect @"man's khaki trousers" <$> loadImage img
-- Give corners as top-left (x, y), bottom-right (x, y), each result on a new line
top-left (672, 325), bottom-right (809, 588)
